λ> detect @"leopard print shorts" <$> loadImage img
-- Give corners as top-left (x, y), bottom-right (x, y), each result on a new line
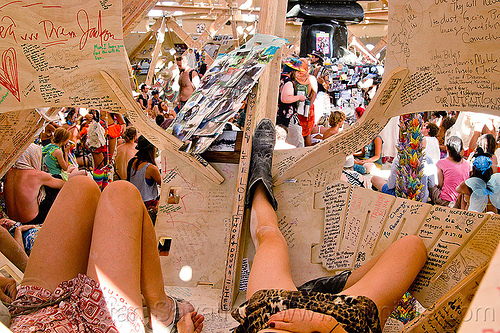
top-left (232, 289), bottom-right (381, 333)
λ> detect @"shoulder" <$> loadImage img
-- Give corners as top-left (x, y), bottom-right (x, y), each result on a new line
top-left (146, 163), bottom-right (158, 171)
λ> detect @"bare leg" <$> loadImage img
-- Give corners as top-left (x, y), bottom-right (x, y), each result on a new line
top-left (86, 181), bottom-right (192, 331)
top-left (92, 152), bottom-right (105, 169)
top-left (22, 176), bottom-right (100, 291)
top-left (370, 176), bottom-right (387, 191)
top-left (0, 227), bottom-right (28, 272)
top-left (340, 235), bottom-right (427, 327)
top-left (304, 134), bottom-right (312, 147)
top-left (246, 183), bottom-right (297, 299)
top-left (108, 137), bottom-right (117, 163)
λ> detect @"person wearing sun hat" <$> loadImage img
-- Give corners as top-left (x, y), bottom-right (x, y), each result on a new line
top-left (276, 58), bottom-right (307, 128)
top-left (294, 58), bottom-right (317, 146)
top-left (308, 50), bottom-right (324, 71)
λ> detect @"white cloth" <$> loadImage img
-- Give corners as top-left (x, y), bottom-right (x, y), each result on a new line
top-left (379, 116), bottom-right (399, 158)
top-left (13, 143), bottom-right (42, 170)
top-left (186, 52), bottom-right (197, 69)
top-left (313, 91), bottom-right (331, 124)
top-left (424, 136), bottom-right (440, 163)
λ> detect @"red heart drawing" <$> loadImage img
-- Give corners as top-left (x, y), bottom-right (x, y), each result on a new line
top-left (0, 48), bottom-right (20, 102)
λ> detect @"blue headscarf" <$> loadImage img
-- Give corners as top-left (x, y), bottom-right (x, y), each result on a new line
top-left (473, 155), bottom-right (493, 174)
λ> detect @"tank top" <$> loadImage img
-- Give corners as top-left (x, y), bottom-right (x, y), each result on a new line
top-left (276, 75), bottom-right (297, 128)
top-left (42, 143), bottom-right (62, 175)
top-left (129, 162), bottom-right (158, 202)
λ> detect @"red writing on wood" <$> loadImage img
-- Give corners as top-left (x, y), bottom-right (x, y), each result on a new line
top-left (77, 9), bottom-right (119, 50)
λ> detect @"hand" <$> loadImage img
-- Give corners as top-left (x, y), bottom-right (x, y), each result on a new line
top-left (268, 309), bottom-right (338, 333)
top-left (297, 95), bottom-right (307, 102)
top-left (177, 312), bottom-right (204, 333)
top-left (19, 225), bottom-right (38, 232)
top-left (0, 277), bottom-right (17, 303)
top-left (354, 159), bottom-right (364, 165)
top-left (120, 123), bottom-right (126, 135)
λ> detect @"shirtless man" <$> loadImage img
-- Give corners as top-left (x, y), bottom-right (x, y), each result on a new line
top-left (176, 55), bottom-right (200, 111)
top-left (4, 144), bottom-right (65, 224)
top-left (114, 126), bottom-right (137, 180)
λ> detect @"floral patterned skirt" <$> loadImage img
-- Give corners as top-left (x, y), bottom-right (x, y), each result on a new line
top-left (9, 274), bottom-right (144, 333)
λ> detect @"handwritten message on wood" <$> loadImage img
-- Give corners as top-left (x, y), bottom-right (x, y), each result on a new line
top-left (0, 109), bottom-right (44, 178)
top-left (457, 241), bottom-right (500, 332)
top-left (0, 0), bottom-right (129, 113)
top-left (386, 0), bottom-right (500, 116)
top-left (402, 262), bottom-right (488, 333)
top-left (319, 181), bottom-right (350, 270)
top-left (410, 207), bottom-right (488, 307)
top-left (317, 181), bottom-right (500, 312)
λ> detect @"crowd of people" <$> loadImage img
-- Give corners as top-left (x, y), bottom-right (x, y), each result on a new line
top-left (0, 46), bottom-right (497, 332)
top-left (368, 112), bottom-right (500, 214)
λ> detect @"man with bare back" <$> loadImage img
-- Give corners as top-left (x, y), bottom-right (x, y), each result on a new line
top-left (4, 144), bottom-right (65, 224)
top-left (176, 55), bottom-right (200, 111)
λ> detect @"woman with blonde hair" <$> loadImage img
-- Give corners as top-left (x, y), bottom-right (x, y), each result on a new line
top-left (42, 128), bottom-right (86, 179)
top-left (322, 111), bottom-right (346, 140)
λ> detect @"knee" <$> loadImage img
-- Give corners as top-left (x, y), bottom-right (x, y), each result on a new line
top-left (255, 226), bottom-right (286, 245)
top-left (101, 180), bottom-right (142, 203)
top-left (66, 175), bottom-right (99, 196)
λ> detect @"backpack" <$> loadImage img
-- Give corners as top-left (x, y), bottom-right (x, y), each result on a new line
top-left (86, 120), bottom-right (106, 151)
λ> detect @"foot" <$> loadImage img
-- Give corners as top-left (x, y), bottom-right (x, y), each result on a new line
top-left (150, 296), bottom-right (194, 333)
top-left (245, 118), bottom-right (278, 210)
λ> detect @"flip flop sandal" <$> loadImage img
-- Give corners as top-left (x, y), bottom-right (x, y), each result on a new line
top-left (152, 295), bottom-right (188, 333)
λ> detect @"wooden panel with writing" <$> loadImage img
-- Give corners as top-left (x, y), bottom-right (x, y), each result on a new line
top-left (0, 0), bottom-right (130, 113)
top-left (319, 181), bottom-right (351, 271)
top-left (457, 238), bottom-right (500, 332)
top-left (401, 262), bottom-right (488, 333)
top-left (353, 189), bottom-right (395, 268)
top-left (385, 0), bottom-right (500, 117)
top-left (156, 152), bottom-right (237, 289)
top-left (0, 109), bottom-right (44, 178)
top-left (411, 207), bottom-right (489, 307)
top-left (372, 198), bottom-right (432, 257)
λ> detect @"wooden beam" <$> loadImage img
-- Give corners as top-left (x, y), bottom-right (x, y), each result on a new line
top-left (154, 4), bottom-right (260, 16)
top-left (146, 17), bottom-right (166, 86)
top-left (347, 27), bottom-right (379, 63)
top-left (220, 0), bottom-right (287, 312)
top-left (363, 8), bottom-right (389, 20)
top-left (371, 35), bottom-right (388, 56)
top-left (231, 19), bottom-right (239, 48)
top-left (255, 0), bottom-right (287, 121)
top-left (100, 70), bottom-right (225, 184)
top-left (128, 18), bottom-right (164, 61)
top-left (166, 17), bottom-right (196, 48)
top-left (122, 0), bottom-right (158, 36)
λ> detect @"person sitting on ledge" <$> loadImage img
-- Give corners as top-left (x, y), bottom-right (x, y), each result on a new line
top-left (177, 119), bottom-right (428, 333)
